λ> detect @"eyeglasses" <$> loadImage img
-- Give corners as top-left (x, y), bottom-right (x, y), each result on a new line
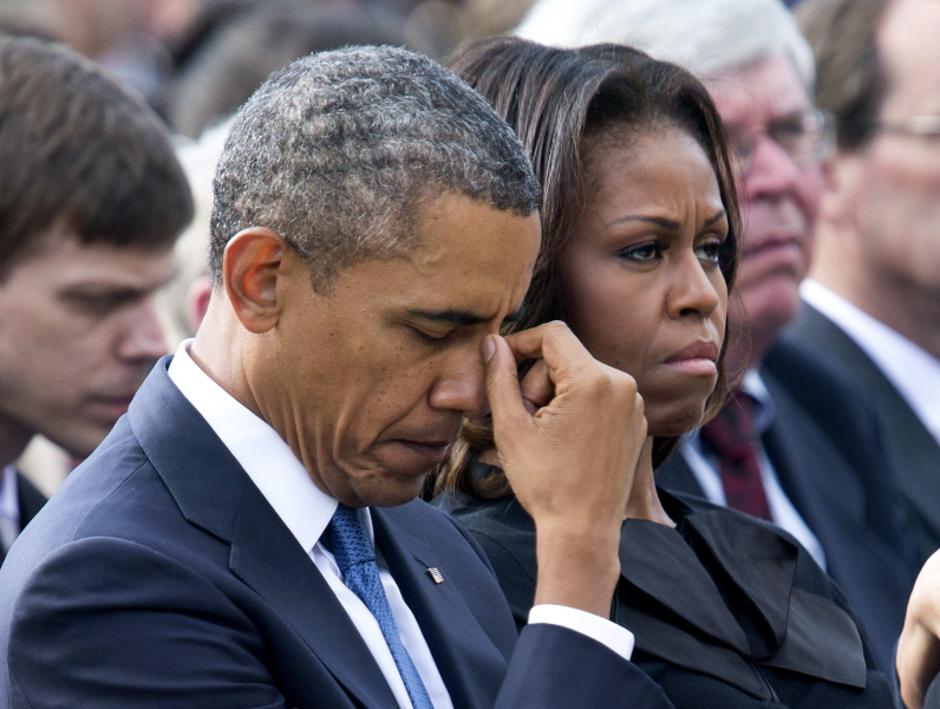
top-left (726, 108), bottom-right (834, 176)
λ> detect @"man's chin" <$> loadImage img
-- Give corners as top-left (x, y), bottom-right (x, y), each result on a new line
top-left (730, 280), bottom-right (803, 365)
top-left (335, 477), bottom-right (429, 509)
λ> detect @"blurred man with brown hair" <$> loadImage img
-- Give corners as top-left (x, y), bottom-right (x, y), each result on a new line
top-left (0, 36), bottom-right (193, 559)
top-left (793, 0), bottom-right (940, 566)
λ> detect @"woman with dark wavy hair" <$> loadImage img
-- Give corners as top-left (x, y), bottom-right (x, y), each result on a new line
top-left (434, 37), bottom-right (892, 707)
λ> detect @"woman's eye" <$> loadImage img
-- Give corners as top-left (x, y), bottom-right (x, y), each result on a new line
top-left (618, 242), bottom-right (661, 262)
top-left (695, 240), bottom-right (723, 265)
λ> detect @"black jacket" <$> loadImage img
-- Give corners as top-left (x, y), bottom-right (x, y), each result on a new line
top-left (440, 479), bottom-right (896, 708)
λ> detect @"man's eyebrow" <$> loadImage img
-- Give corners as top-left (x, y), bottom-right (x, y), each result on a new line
top-left (407, 304), bottom-right (526, 326)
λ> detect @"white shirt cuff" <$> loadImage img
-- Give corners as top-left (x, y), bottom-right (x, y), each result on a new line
top-left (527, 604), bottom-right (635, 660)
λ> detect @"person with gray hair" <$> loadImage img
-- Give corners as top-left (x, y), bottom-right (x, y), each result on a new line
top-left (519, 0), bottom-right (917, 673)
top-left (0, 45), bottom-right (671, 708)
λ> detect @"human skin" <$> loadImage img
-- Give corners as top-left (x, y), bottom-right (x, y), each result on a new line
top-left (192, 190), bottom-right (649, 618)
top-left (562, 126), bottom-right (729, 439)
top-left (0, 226), bottom-right (174, 461)
top-left (706, 53), bottom-right (822, 372)
top-left (812, 0), bottom-right (940, 360)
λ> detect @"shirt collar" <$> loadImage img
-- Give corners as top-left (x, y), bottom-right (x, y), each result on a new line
top-left (801, 279), bottom-right (940, 444)
top-left (740, 369), bottom-right (775, 434)
top-left (167, 340), bottom-right (370, 553)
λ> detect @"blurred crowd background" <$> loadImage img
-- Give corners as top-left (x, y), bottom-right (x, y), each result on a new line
top-left (0, 0), bottom-right (537, 136)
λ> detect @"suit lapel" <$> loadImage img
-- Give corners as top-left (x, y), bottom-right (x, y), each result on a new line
top-left (793, 304), bottom-right (940, 539)
top-left (617, 513), bottom-right (750, 655)
top-left (129, 360), bottom-right (398, 708)
top-left (372, 508), bottom-right (505, 708)
top-left (228, 486), bottom-right (398, 708)
top-left (682, 509), bottom-right (797, 656)
top-left (622, 492), bottom-right (867, 692)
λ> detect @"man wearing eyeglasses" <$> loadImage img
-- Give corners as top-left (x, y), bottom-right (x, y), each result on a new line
top-left (792, 0), bottom-right (940, 569)
top-left (518, 0), bottom-right (918, 672)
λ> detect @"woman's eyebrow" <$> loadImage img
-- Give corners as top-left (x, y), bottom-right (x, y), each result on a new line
top-left (605, 214), bottom-right (681, 230)
top-left (607, 209), bottom-right (727, 230)
top-left (703, 209), bottom-right (727, 227)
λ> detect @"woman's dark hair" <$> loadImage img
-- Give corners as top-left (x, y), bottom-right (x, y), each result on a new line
top-left (434, 36), bottom-right (741, 500)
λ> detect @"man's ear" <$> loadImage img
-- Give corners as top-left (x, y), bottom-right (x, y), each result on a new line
top-left (222, 227), bottom-right (289, 334)
top-left (819, 152), bottom-right (858, 228)
top-left (185, 275), bottom-right (212, 334)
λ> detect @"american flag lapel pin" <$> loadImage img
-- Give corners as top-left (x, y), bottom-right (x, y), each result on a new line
top-left (426, 566), bottom-right (445, 584)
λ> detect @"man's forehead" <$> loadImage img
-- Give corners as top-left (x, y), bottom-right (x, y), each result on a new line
top-left (17, 226), bottom-right (176, 288)
top-left (707, 53), bottom-right (810, 127)
top-left (878, 0), bottom-right (940, 114)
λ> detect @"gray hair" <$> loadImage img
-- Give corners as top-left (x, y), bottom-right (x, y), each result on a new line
top-left (210, 45), bottom-right (540, 289)
top-left (516, 0), bottom-right (814, 87)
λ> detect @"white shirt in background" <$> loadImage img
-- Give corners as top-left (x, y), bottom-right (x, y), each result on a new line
top-left (801, 279), bottom-right (940, 448)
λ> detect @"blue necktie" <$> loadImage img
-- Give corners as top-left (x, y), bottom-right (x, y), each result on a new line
top-left (324, 503), bottom-right (434, 709)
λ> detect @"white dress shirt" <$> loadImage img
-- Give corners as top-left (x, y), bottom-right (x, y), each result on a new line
top-left (680, 370), bottom-right (827, 569)
top-left (0, 465), bottom-right (20, 554)
top-left (168, 341), bottom-right (634, 708)
top-left (802, 279), bottom-right (940, 447)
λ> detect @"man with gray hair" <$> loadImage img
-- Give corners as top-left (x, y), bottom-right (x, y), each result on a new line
top-left (519, 0), bottom-right (915, 671)
top-left (790, 0), bottom-right (940, 567)
top-left (0, 45), bottom-right (670, 708)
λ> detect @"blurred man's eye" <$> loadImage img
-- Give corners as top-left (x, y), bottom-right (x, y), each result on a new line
top-left (62, 290), bottom-right (140, 316)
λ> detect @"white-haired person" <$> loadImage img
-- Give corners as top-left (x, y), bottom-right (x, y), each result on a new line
top-left (516, 0), bottom-right (916, 672)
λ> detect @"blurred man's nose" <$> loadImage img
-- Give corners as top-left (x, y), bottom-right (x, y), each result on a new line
top-left (743, 134), bottom-right (804, 200)
top-left (117, 299), bottom-right (168, 362)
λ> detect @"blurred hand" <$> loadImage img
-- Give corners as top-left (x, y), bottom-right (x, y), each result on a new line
top-left (483, 321), bottom-right (647, 617)
top-left (898, 550), bottom-right (940, 709)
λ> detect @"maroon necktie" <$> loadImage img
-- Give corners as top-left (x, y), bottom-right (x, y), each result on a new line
top-left (700, 391), bottom-right (773, 521)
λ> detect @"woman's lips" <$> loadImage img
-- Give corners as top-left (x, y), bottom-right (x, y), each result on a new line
top-left (663, 341), bottom-right (719, 376)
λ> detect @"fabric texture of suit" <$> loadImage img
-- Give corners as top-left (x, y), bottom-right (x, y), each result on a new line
top-left (0, 359), bottom-right (672, 709)
top-left (779, 301), bottom-right (940, 564)
top-left (657, 351), bottom-right (916, 674)
top-left (440, 479), bottom-right (896, 708)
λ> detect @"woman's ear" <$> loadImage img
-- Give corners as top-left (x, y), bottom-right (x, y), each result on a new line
top-left (221, 227), bottom-right (287, 333)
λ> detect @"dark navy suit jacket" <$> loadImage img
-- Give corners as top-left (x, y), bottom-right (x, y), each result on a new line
top-left (779, 301), bottom-right (940, 565)
top-left (657, 349), bottom-right (916, 674)
top-left (0, 359), bottom-right (671, 708)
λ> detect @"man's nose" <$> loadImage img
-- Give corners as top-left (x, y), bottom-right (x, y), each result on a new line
top-left (116, 299), bottom-right (169, 362)
top-left (743, 134), bottom-right (804, 200)
top-left (429, 356), bottom-right (489, 420)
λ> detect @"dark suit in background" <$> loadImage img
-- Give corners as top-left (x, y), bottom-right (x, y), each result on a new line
top-left (658, 349), bottom-right (916, 673)
top-left (0, 362), bottom-right (671, 708)
top-left (16, 474), bottom-right (45, 531)
top-left (780, 301), bottom-right (940, 564)
top-left (0, 472), bottom-right (46, 565)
